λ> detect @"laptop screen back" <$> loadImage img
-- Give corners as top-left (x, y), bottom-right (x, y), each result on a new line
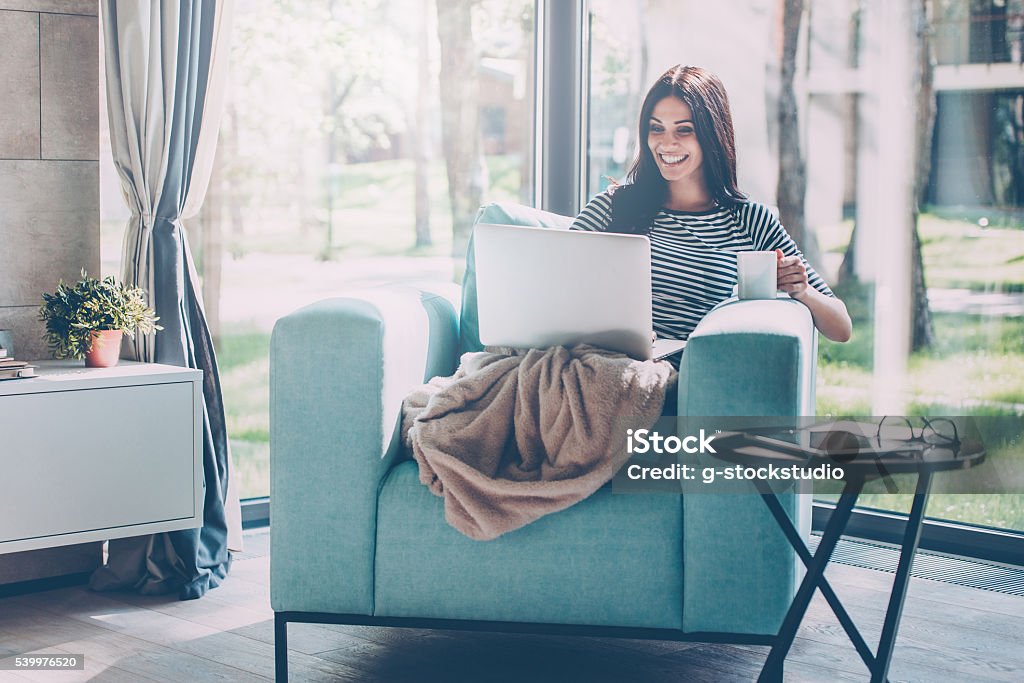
top-left (473, 223), bottom-right (654, 360)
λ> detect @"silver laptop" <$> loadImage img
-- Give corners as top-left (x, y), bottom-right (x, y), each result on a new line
top-left (473, 223), bottom-right (687, 361)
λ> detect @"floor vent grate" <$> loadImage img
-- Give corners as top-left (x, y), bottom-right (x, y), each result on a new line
top-left (809, 534), bottom-right (1024, 596)
top-left (234, 529), bottom-right (270, 560)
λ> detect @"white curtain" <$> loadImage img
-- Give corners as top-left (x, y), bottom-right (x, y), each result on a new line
top-left (92, 0), bottom-right (242, 600)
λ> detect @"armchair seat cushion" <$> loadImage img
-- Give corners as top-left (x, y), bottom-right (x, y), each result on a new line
top-left (373, 460), bottom-right (683, 629)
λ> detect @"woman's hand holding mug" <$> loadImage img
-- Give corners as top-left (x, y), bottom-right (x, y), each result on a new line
top-left (776, 248), bottom-right (809, 298)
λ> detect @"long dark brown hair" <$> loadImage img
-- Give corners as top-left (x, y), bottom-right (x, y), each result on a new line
top-left (609, 65), bottom-right (746, 234)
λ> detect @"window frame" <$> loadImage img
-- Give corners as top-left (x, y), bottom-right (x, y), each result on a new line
top-left (535, 0), bottom-right (589, 217)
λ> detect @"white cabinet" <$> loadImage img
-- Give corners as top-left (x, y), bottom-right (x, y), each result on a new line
top-left (0, 361), bottom-right (204, 554)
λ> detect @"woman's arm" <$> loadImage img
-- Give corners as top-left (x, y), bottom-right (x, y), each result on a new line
top-left (776, 250), bottom-right (853, 342)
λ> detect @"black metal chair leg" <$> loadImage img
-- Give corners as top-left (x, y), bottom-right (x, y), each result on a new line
top-left (871, 472), bottom-right (933, 683)
top-left (275, 612), bottom-right (289, 682)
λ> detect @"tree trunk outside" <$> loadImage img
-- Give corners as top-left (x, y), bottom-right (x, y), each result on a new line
top-left (414, 0), bottom-right (432, 247)
top-left (838, 223), bottom-right (857, 284)
top-left (224, 101), bottom-right (244, 259)
top-left (321, 0), bottom-right (341, 261)
top-left (776, 0), bottom-right (823, 270)
top-left (436, 0), bottom-right (485, 260)
top-left (322, 68), bottom-right (338, 261)
top-left (638, 2), bottom-right (649, 105)
top-left (839, 1), bottom-right (936, 351)
top-left (910, 0), bottom-right (936, 350)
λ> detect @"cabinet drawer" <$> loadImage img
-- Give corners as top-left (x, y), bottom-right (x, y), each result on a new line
top-left (0, 382), bottom-right (197, 545)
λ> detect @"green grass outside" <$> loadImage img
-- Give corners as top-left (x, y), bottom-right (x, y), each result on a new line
top-left (221, 328), bottom-right (270, 498)
top-left (816, 215), bottom-right (1024, 291)
top-left (813, 286), bottom-right (1024, 529)
top-left (919, 214), bottom-right (1024, 291)
top-left (817, 312), bottom-right (1024, 411)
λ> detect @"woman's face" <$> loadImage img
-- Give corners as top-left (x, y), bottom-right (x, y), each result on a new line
top-left (647, 96), bottom-right (703, 185)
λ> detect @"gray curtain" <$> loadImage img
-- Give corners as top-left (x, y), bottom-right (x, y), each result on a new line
top-left (90, 0), bottom-right (236, 600)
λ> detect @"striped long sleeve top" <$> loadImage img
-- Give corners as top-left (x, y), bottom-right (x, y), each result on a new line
top-left (571, 189), bottom-right (834, 341)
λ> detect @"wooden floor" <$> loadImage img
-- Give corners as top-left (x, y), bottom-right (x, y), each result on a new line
top-left (0, 530), bottom-right (1021, 682)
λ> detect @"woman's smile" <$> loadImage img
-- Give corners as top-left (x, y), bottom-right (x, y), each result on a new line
top-left (658, 152), bottom-right (689, 167)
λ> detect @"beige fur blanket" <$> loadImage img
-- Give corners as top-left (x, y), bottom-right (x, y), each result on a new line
top-left (402, 344), bottom-right (675, 541)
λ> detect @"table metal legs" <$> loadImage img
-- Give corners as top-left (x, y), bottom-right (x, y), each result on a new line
top-left (755, 473), bottom-right (933, 683)
top-left (754, 480), bottom-right (877, 669)
top-left (871, 471), bottom-right (932, 683)
top-left (758, 478), bottom-right (863, 682)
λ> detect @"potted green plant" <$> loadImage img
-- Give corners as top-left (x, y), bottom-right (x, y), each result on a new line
top-left (39, 270), bottom-right (161, 368)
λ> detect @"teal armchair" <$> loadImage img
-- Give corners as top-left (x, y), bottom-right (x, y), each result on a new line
top-left (270, 202), bottom-right (816, 681)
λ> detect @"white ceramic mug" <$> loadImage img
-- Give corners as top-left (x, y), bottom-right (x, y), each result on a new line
top-left (737, 251), bottom-right (778, 300)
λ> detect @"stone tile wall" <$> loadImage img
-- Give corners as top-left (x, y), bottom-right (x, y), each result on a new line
top-left (0, 0), bottom-right (101, 585)
top-left (0, 0), bottom-right (99, 361)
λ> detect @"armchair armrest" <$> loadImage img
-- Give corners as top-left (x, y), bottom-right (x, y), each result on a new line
top-left (677, 297), bottom-right (816, 634)
top-left (678, 297), bottom-right (817, 417)
top-left (270, 287), bottom-right (459, 615)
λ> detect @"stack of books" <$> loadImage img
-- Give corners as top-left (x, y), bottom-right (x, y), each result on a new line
top-left (0, 346), bottom-right (36, 380)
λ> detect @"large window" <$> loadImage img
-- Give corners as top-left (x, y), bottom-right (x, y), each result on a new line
top-left (585, 0), bottom-right (1024, 534)
top-left (102, 0), bottom-right (535, 499)
top-left (934, 0), bottom-right (1024, 65)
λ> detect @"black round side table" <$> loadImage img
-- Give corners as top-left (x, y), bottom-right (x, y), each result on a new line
top-left (712, 422), bottom-right (985, 683)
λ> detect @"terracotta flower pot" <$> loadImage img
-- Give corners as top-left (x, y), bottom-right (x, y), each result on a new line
top-left (84, 329), bottom-right (124, 368)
